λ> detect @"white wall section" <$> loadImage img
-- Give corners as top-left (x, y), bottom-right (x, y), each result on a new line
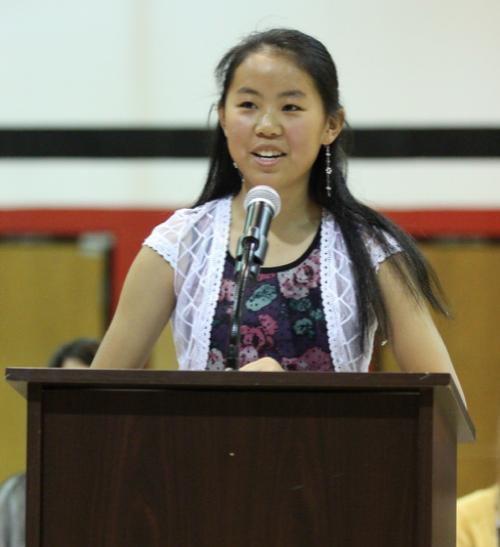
top-left (0, 0), bottom-right (499, 210)
top-left (0, 0), bottom-right (499, 126)
top-left (1, 160), bottom-right (499, 210)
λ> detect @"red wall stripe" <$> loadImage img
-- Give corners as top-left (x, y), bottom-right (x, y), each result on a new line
top-left (387, 210), bottom-right (500, 238)
top-left (0, 209), bottom-right (171, 312)
top-left (1, 208), bottom-right (499, 315)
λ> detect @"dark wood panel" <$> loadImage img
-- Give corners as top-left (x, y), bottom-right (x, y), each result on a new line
top-left (26, 385), bottom-right (42, 547)
top-left (432, 394), bottom-right (457, 546)
top-left (41, 388), bottom-right (420, 547)
top-left (6, 368), bottom-right (473, 443)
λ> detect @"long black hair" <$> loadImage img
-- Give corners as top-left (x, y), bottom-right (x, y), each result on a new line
top-left (47, 338), bottom-right (99, 368)
top-left (195, 28), bottom-right (447, 350)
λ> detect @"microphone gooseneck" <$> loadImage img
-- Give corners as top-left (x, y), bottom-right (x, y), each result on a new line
top-left (225, 186), bottom-right (281, 370)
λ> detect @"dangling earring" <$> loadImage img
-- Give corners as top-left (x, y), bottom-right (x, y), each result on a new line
top-left (233, 161), bottom-right (245, 184)
top-left (324, 144), bottom-right (333, 198)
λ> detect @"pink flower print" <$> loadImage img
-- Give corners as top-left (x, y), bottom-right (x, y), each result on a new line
top-left (258, 314), bottom-right (278, 336)
top-left (301, 347), bottom-right (332, 371)
top-left (282, 347), bottom-right (332, 371)
top-left (219, 278), bottom-right (235, 302)
top-left (240, 325), bottom-right (267, 352)
top-left (207, 348), bottom-right (225, 370)
top-left (258, 272), bottom-right (275, 282)
top-left (239, 345), bottom-right (259, 366)
top-left (278, 249), bottom-right (320, 300)
top-left (239, 315), bottom-right (276, 360)
top-left (282, 356), bottom-right (300, 371)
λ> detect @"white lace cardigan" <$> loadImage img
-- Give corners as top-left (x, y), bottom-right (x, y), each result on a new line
top-left (144, 196), bottom-right (399, 372)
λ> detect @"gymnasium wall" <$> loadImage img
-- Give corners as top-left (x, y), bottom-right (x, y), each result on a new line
top-left (1, 0), bottom-right (499, 496)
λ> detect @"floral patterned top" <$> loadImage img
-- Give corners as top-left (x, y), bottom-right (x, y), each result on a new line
top-left (207, 229), bottom-right (334, 371)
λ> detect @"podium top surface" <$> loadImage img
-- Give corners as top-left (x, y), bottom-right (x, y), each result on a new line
top-left (5, 368), bottom-right (474, 442)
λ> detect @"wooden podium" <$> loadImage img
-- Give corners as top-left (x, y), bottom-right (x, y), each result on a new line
top-left (6, 368), bottom-right (474, 547)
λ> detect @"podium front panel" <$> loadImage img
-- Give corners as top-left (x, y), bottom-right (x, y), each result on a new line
top-left (37, 387), bottom-right (423, 546)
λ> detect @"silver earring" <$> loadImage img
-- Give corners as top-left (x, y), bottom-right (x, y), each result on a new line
top-left (325, 144), bottom-right (333, 198)
top-left (232, 161), bottom-right (245, 184)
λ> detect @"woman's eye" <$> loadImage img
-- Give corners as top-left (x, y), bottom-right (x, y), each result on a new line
top-left (283, 104), bottom-right (302, 112)
top-left (238, 101), bottom-right (256, 109)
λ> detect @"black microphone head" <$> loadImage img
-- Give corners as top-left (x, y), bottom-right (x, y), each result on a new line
top-left (244, 186), bottom-right (281, 218)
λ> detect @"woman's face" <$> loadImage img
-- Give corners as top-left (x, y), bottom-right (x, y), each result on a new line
top-left (219, 49), bottom-right (342, 196)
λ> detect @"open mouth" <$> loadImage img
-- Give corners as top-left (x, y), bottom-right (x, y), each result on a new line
top-left (252, 151), bottom-right (286, 159)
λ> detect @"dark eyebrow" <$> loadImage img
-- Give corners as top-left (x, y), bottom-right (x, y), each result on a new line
top-left (236, 87), bottom-right (306, 99)
top-left (236, 87), bottom-right (261, 96)
top-left (278, 89), bottom-right (306, 99)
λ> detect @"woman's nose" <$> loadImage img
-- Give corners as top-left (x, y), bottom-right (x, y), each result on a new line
top-left (255, 110), bottom-right (282, 137)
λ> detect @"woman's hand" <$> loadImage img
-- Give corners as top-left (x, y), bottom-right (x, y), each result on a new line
top-left (239, 357), bottom-right (284, 372)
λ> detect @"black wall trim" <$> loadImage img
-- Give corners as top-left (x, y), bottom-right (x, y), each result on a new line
top-left (0, 128), bottom-right (499, 158)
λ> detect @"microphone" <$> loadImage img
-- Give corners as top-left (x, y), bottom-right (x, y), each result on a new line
top-left (235, 185), bottom-right (281, 279)
top-left (225, 185), bottom-right (281, 370)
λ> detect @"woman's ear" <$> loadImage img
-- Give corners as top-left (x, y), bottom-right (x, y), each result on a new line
top-left (323, 108), bottom-right (345, 145)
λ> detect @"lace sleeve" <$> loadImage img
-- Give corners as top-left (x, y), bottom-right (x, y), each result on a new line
top-left (365, 231), bottom-right (402, 271)
top-left (143, 209), bottom-right (191, 270)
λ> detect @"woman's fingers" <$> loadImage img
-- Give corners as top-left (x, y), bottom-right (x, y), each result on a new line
top-left (239, 357), bottom-right (284, 372)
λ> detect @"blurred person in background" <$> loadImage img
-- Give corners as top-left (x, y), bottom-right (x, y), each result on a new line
top-left (0, 338), bottom-right (99, 547)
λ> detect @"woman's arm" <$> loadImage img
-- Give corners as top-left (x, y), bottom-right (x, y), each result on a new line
top-left (91, 246), bottom-right (176, 369)
top-left (377, 258), bottom-right (466, 404)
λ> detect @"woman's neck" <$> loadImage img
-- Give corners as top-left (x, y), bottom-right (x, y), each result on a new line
top-left (232, 185), bottom-right (321, 236)
top-left (230, 188), bottom-right (321, 267)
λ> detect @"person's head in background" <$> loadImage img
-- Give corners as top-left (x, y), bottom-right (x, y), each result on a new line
top-left (47, 338), bottom-right (99, 369)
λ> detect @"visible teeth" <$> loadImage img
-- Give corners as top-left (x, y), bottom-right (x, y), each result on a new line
top-left (255, 151), bottom-right (282, 158)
